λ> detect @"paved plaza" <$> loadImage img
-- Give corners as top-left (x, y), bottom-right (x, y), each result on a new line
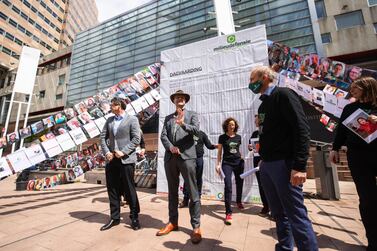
top-left (0, 176), bottom-right (367, 251)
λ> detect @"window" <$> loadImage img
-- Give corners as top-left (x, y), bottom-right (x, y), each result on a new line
top-left (12, 6), bottom-right (21, 14)
top-left (9, 19), bottom-right (18, 28)
top-left (39, 90), bottom-right (45, 98)
top-left (56, 94), bottom-right (63, 100)
top-left (335, 10), bottom-right (365, 30)
top-left (0, 12), bottom-right (8, 21)
top-left (368, 0), bottom-right (377, 6)
top-left (374, 23), bottom-right (377, 33)
top-left (2, 0), bottom-right (11, 6)
top-left (320, 33), bottom-right (331, 44)
top-left (58, 74), bottom-right (65, 85)
top-left (5, 33), bottom-right (14, 41)
top-left (25, 95), bottom-right (30, 102)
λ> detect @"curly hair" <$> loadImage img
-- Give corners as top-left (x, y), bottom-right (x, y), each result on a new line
top-left (222, 117), bottom-right (239, 133)
top-left (352, 77), bottom-right (377, 107)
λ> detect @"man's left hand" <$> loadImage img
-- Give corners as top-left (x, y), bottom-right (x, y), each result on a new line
top-left (290, 170), bottom-right (307, 186)
top-left (114, 150), bottom-right (125, 158)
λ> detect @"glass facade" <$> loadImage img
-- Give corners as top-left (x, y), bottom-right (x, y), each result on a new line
top-left (68, 0), bottom-right (318, 105)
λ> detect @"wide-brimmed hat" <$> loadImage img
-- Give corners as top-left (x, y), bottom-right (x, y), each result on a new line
top-left (170, 90), bottom-right (190, 103)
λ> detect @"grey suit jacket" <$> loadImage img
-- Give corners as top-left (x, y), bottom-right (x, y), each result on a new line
top-left (100, 113), bottom-right (141, 164)
top-left (160, 109), bottom-right (199, 161)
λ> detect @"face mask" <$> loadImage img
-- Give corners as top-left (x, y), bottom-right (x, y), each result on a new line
top-left (248, 80), bottom-right (263, 94)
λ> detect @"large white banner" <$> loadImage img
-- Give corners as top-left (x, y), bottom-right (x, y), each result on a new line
top-left (157, 25), bottom-right (269, 203)
top-left (13, 46), bottom-right (41, 95)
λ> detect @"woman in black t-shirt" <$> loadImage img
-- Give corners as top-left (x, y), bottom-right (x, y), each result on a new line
top-left (216, 117), bottom-right (244, 225)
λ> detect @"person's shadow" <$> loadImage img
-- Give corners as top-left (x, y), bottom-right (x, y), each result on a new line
top-left (163, 239), bottom-right (237, 250)
top-left (260, 227), bottom-right (365, 250)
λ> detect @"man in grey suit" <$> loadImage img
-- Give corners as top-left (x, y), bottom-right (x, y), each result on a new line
top-left (157, 90), bottom-right (202, 244)
top-left (100, 97), bottom-right (141, 231)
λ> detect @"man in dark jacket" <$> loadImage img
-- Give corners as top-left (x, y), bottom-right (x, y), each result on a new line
top-left (248, 66), bottom-right (318, 251)
top-left (179, 130), bottom-right (218, 207)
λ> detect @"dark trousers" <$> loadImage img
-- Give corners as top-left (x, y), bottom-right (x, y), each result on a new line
top-left (183, 156), bottom-right (204, 201)
top-left (105, 158), bottom-right (140, 220)
top-left (347, 148), bottom-right (377, 251)
top-left (255, 171), bottom-right (269, 210)
top-left (260, 160), bottom-right (318, 251)
top-left (164, 155), bottom-right (201, 228)
top-left (222, 160), bottom-right (244, 215)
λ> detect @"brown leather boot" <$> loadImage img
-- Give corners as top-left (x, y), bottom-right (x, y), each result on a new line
top-left (156, 223), bottom-right (178, 236)
top-left (191, 228), bottom-right (202, 244)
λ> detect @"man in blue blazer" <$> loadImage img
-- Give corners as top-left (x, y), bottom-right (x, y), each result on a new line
top-left (100, 97), bottom-right (141, 231)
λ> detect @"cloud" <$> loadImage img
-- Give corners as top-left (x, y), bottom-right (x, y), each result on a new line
top-left (95, 0), bottom-right (152, 22)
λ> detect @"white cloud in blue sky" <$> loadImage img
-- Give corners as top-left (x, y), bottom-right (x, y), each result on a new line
top-left (95, 0), bottom-right (152, 22)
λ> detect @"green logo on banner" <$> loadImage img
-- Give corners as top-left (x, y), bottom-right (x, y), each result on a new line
top-left (227, 35), bottom-right (236, 44)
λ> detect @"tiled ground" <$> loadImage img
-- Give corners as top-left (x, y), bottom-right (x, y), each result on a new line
top-left (0, 175), bottom-right (367, 250)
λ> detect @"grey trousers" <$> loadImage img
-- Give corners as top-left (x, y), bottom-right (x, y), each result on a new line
top-left (164, 155), bottom-right (201, 229)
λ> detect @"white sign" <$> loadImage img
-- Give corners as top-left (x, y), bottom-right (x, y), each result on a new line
top-left (157, 26), bottom-right (268, 203)
top-left (83, 122), bottom-right (100, 138)
top-left (41, 138), bottom-right (63, 158)
top-left (13, 46), bottom-right (41, 95)
top-left (0, 157), bottom-right (12, 179)
top-left (7, 150), bottom-right (32, 172)
top-left (56, 133), bottom-right (76, 151)
top-left (69, 128), bottom-right (88, 145)
top-left (24, 144), bottom-right (46, 165)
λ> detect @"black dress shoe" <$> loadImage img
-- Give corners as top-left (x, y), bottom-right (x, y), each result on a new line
top-left (100, 219), bottom-right (120, 231)
top-left (131, 219), bottom-right (141, 230)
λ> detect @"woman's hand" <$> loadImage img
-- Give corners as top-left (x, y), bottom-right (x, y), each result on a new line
top-left (329, 150), bottom-right (339, 164)
top-left (215, 164), bottom-right (221, 176)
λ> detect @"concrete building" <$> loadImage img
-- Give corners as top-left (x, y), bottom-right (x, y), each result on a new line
top-left (0, 46), bottom-right (72, 126)
top-left (0, 0), bottom-right (98, 72)
top-left (315, 0), bottom-right (377, 69)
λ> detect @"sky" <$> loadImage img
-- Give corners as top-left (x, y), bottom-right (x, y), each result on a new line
top-left (95, 0), bottom-right (152, 22)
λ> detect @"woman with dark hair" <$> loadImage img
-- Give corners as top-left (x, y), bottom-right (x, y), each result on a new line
top-left (216, 117), bottom-right (244, 225)
top-left (330, 77), bottom-right (377, 251)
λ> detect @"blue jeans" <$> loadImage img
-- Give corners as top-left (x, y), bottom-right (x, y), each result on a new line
top-left (183, 157), bottom-right (204, 201)
top-left (260, 160), bottom-right (318, 251)
top-left (222, 159), bottom-right (244, 215)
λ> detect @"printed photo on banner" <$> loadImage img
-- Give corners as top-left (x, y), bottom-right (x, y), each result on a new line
top-left (135, 72), bottom-right (152, 91)
top-left (128, 76), bottom-right (145, 94)
top-left (334, 89), bottom-right (348, 99)
top-left (78, 112), bottom-right (93, 125)
top-left (330, 61), bottom-right (345, 80)
top-left (287, 48), bottom-right (300, 72)
top-left (344, 65), bottom-right (362, 83)
top-left (40, 132), bottom-right (56, 142)
top-left (64, 107), bottom-right (77, 120)
top-left (54, 113), bottom-right (66, 124)
top-left (43, 115), bottom-right (55, 128)
top-left (326, 120), bottom-right (337, 132)
top-left (0, 137), bottom-right (7, 149)
top-left (99, 99), bottom-right (111, 114)
top-left (342, 108), bottom-right (377, 143)
top-left (248, 138), bottom-right (260, 157)
top-left (120, 82), bottom-right (140, 101)
top-left (88, 107), bottom-right (104, 119)
top-left (299, 54), bottom-right (311, 76)
top-left (67, 117), bottom-right (81, 130)
top-left (308, 54), bottom-right (320, 79)
top-left (319, 57), bottom-right (331, 80)
top-left (7, 131), bottom-right (19, 145)
top-left (84, 97), bottom-right (96, 109)
top-left (320, 114), bottom-right (330, 125)
top-left (313, 89), bottom-right (325, 106)
top-left (143, 68), bottom-right (158, 88)
top-left (323, 84), bottom-right (337, 95)
top-left (31, 121), bottom-right (45, 134)
top-left (67, 169), bottom-right (76, 181)
top-left (74, 101), bottom-right (87, 114)
top-left (73, 165), bottom-right (84, 177)
top-left (54, 126), bottom-right (69, 135)
top-left (19, 126), bottom-right (32, 139)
